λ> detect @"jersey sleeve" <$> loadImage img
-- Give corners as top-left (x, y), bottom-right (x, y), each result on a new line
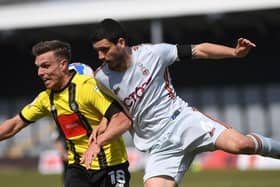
top-left (151, 43), bottom-right (178, 66)
top-left (20, 91), bottom-right (51, 123)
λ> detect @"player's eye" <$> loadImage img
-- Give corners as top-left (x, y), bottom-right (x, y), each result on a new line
top-left (98, 47), bottom-right (110, 54)
top-left (41, 63), bottom-right (50, 69)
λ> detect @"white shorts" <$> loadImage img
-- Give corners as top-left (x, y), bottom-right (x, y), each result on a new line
top-left (143, 108), bottom-right (229, 184)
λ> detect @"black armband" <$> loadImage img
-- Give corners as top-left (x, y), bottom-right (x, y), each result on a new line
top-left (104, 100), bottom-right (124, 120)
top-left (176, 44), bottom-right (192, 61)
top-left (19, 112), bottom-right (34, 124)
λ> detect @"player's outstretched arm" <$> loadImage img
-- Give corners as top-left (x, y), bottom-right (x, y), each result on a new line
top-left (0, 115), bottom-right (28, 141)
top-left (192, 37), bottom-right (256, 59)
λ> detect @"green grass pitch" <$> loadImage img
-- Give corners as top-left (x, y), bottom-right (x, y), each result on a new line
top-left (0, 170), bottom-right (279, 187)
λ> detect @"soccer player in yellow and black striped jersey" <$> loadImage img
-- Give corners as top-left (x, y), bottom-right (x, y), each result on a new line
top-left (0, 40), bottom-right (132, 187)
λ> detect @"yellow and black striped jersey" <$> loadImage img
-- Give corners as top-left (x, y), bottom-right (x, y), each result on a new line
top-left (20, 73), bottom-right (128, 169)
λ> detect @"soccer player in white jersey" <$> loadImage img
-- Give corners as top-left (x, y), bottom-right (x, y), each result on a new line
top-left (84, 18), bottom-right (280, 187)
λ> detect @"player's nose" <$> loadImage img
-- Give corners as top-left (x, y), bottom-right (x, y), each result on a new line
top-left (37, 67), bottom-right (46, 78)
top-left (98, 51), bottom-right (105, 61)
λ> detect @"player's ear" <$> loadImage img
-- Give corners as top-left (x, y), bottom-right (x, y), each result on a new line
top-left (117, 38), bottom-right (126, 48)
top-left (60, 59), bottom-right (69, 70)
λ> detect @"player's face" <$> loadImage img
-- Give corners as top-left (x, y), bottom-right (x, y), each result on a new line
top-left (35, 51), bottom-right (66, 91)
top-left (93, 38), bottom-right (127, 71)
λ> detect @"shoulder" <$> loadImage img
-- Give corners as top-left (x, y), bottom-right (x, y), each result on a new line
top-left (20, 90), bottom-right (51, 123)
top-left (73, 73), bottom-right (98, 88)
top-left (37, 89), bottom-right (51, 102)
top-left (71, 74), bottom-right (107, 102)
top-left (24, 90), bottom-right (50, 111)
top-left (132, 43), bottom-right (176, 56)
top-left (152, 43), bottom-right (176, 53)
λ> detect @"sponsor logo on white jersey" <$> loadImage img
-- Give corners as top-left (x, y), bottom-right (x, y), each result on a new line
top-left (123, 76), bottom-right (151, 109)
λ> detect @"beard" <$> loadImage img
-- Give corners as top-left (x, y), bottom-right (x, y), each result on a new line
top-left (107, 48), bottom-right (128, 71)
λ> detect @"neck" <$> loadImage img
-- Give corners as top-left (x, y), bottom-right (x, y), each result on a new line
top-left (54, 71), bottom-right (75, 92)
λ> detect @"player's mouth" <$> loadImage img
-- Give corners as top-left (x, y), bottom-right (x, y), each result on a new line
top-left (43, 78), bottom-right (51, 85)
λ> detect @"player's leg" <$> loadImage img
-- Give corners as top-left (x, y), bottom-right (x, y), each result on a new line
top-left (144, 152), bottom-right (194, 187)
top-left (215, 128), bottom-right (280, 159)
top-left (143, 147), bottom-right (184, 187)
top-left (144, 176), bottom-right (177, 187)
top-left (195, 110), bottom-right (280, 159)
top-left (215, 128), bottom-right (256, 154)
top-left (141, 107), bottom-right (203, 187)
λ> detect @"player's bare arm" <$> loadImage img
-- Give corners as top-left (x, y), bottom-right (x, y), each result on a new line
top-left (0, 115), bottom-right (28, 140)
top-left (87, 117), bottom-right (109, 146)
top-left (192, 37), bottom-right (256, 59)
top-left (95, 112), bottom-right (132, 146)
top-left (81, 111), bottom-right (132, 169)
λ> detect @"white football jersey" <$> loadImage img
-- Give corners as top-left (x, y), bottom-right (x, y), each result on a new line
top-left (95, 43), bottom-right (191, 151)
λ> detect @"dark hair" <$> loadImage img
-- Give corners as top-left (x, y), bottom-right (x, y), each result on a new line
top-left (91, 18), bottom-right (127, 44)
top-left (32, 40), bottom-right (71, 61)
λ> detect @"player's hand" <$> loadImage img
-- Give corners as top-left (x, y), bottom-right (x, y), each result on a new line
top-left (234, 38), bottom-right (256, 58)
top-left (80, 143), bottom-right (101, 170)
top-left (88, 117), bottom-right (108, 146)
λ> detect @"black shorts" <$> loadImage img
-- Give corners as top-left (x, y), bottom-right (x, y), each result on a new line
top-left (65, 162), bottom-right (130, 187)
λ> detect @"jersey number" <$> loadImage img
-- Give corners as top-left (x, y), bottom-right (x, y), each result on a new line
top-left (108, 170), bottom-right (126, 186)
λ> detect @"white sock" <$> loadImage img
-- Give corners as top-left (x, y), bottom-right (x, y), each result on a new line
top-left (247, 134), bottom-right (259, 153)
top-left (250, 133), bottom-right (280, 159)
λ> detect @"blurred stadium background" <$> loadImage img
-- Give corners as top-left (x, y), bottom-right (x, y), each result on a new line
top-left (0, 0), bottom-right (280, 184)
